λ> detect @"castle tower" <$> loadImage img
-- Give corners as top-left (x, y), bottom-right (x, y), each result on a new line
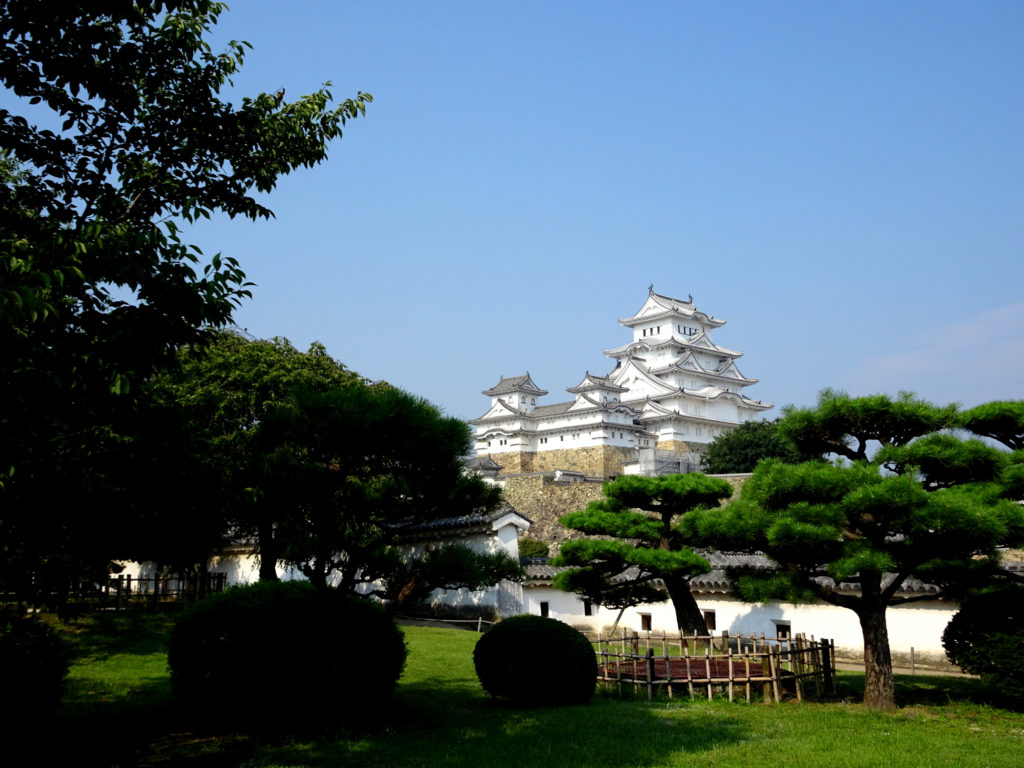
top-left (470, 288), bottom-right (771, 478)
top-left (604, 287), bottom-right (772, 458)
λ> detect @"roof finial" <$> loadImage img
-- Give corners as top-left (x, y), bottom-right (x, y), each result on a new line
top-left (688, 293), bottom-right (693, 304)
top-left (648, 283), bottom-right (654, 293)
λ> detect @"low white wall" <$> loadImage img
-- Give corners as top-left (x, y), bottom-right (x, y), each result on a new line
top-left (524, 586), bottom-right (957, 665)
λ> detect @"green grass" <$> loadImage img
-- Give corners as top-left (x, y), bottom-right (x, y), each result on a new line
top-left (37, 613), bottom-right (1024, 767)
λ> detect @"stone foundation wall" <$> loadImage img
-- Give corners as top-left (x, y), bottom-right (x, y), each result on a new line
top-left (484, 445), bottom-right (638, 479)
top-left (656, 439), bottom-right (705, 455)
top-left (501, 474), bottom-right (606, 546)
top-left (532, 445), bottom-right (637, 479)
top-left (478, 451), bottom-right (534, 474)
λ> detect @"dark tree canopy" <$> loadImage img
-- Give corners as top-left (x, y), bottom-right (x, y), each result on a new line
top-left (700, 419), bottom-right (803, 474)
top-left (689, 390), bottom-right (1024, 710)
top-left (0, 1), bottom-right (370, 600)
top-left (256, 384), bottom-right (506, 593)
top-left (146, 331), bottom-right (361, 579)
top-left (555, 473), bottom-right (734, 633)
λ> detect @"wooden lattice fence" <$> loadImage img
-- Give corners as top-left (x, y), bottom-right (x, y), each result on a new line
top-left (588, 629), bottom-right (836, 703)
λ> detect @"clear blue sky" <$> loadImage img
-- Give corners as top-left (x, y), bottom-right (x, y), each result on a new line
top-left (58, 2), bottom-right (1024, 419)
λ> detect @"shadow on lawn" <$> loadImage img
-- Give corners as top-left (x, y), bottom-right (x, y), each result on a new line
top-left (242, 678), bottom-right (753, 768)
top-left (833, 671), bottom-right (1006, 708)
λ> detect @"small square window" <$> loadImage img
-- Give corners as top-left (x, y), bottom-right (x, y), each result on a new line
top-left (703, 610), bottom-right (717, 631)
top-left (639, 613), bottom-right (652, 631)
top-left (773, 620), bottom-right (791, 639)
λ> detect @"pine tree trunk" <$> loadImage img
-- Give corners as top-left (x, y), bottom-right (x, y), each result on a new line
top-left (257, 522), bottom-right (280, 581)
top-left (858, 604), bottom-right (896, 710)
top-left (664, 576), bottom-right (708, 633)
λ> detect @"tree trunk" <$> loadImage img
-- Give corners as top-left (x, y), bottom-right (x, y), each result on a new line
top-left (858, 604), bottom-right (896, 710)
top-left (664, 575), bottom-right (708, 633)
top-left (257, 522), bottom-right (280, 581)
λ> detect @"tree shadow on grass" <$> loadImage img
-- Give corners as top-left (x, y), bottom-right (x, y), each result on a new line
top-left (241, 678), bottom-right (752, 768)
top-left (833, 671), bottom-right (1008, 708)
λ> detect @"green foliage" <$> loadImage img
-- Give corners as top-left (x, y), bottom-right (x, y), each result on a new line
top-left (473, 615), bottom-right (597, 706)
top-left (697, 390), bottom-right (1024, 709)
top-left (168, 581), bottom-right (406, 731)
top-left (701, 419), bottom-right (803, 473)
top-left (256, 383), bottom-right (503, 591)
top-left (0, 2), bottom-right (369, 600)
top-left (518, 537), bottom-right (550, 559)
top-left (778, 389), bottom-right (957, 462)
top-left (146, 330), bottom-right (360, 577)
top-left (943, 588), bottom-right (1024, 706)
top-left (0, 610), bottom-right (72, 717)
top-left (372, 543), bottom-right (524, 608)
top-left (959, 401), bottom-right (1024, 451)
top-left (555, 473), bottom-right (733, 632)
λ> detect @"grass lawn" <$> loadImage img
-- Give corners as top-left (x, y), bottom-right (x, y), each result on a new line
top-left (35, 612), bottom-right (1024, 767)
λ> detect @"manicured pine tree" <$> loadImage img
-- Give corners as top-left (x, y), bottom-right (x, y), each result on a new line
top-left (687, 391), bottom-right (1024, 710)
top-left (554, 473), bottom-right (734, 633)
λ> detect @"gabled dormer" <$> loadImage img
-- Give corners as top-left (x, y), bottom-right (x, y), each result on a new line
top-left (481, 373), bottom-right (547, 413)
top-left (566, 372), bottom-right (627, 408)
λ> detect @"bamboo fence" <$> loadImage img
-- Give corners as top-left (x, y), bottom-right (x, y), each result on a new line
top-left (587, 629), bottom-right (835, 703)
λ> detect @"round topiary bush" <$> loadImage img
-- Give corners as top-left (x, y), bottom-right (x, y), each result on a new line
top-left (473, 614), bottom-right (597, 706)
top-left (168, 581), bottom-right (407, 730)
top-left (943, 588), bottom-right (1024, 706)
top-left (0, 611), bottom-right (71, 718)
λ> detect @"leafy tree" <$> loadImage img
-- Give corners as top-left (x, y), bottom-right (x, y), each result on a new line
top-left (146, 330), bottom-right (361, 579)
top-left (371, 543), bottom-right (524, 610)
top-left (701, 419), bottom-right (803, 473)
top-left (255, 384), bottom-right (506, 593)
top-left (554, 474), bottom-right (734, 633)
top-left (0, 2), bottom-right (369, 599)
top-left (688, 390), bottom-right (1024, 710)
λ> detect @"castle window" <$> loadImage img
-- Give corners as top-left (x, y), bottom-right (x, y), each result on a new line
top-left (704, 610), bottom-right (717, 631)
top-left (583, 600), bottom-right (593, 617)
top-left (540, 602), bottom-right (550, 618)
top-left (639, 613), bottom-right (652, 632)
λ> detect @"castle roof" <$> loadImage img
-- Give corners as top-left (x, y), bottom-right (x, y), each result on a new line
top-left (483, 373), bottom-right (548, 397)
top-left (397, 502), bottom-right (531, 541)
top-left (567, 372), bottom-right (628, 394)
top-left (619, 286), bottom-right (725, 329)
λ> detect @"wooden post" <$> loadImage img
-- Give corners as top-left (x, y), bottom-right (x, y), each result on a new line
top-left (664, 636), bottom-right (673, 699)
top-left (769, 646), bottom-right (781, 704)
top-left (727, 649), bottom-right (735, 702)
top-left (821, 639), bottom-right (834, 695)
top-left (684, 646), bottom-right (694, 700)
top-left (646, 649), bottom-right (654, 701)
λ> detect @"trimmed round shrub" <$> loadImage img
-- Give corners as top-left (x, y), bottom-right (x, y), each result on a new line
top-left (943, 588), bottom-right (1024, 706)
top-left (168, 581), bottom-right (407, 730)
top-left (473, 614), bottom-right (597, 706)
top-left (0, 611), bottom-right (71, 717)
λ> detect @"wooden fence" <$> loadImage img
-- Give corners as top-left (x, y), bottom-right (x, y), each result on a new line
top-left (27, 573), bottom-right (231, 610)
top-left (587, 629), bottom-right (836, 703)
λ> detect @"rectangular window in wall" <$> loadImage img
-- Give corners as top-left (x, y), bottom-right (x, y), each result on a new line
top-left (773, 620), bottom-right (791, 639)
top-left (639, 613), bottom-right (652, 631)
top-left (583, 600), bottom-right (592, 617)
top-left (540, 601), bottom-right (549, 618)
top-left (703, 610), bottom-right (717, 631)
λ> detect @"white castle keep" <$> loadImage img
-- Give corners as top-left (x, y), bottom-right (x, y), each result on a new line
top-left (470, 287), bottom-right (772, 479)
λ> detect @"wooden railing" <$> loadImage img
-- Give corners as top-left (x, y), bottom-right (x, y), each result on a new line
top-left (587, 629), bottom-right (835, 703)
